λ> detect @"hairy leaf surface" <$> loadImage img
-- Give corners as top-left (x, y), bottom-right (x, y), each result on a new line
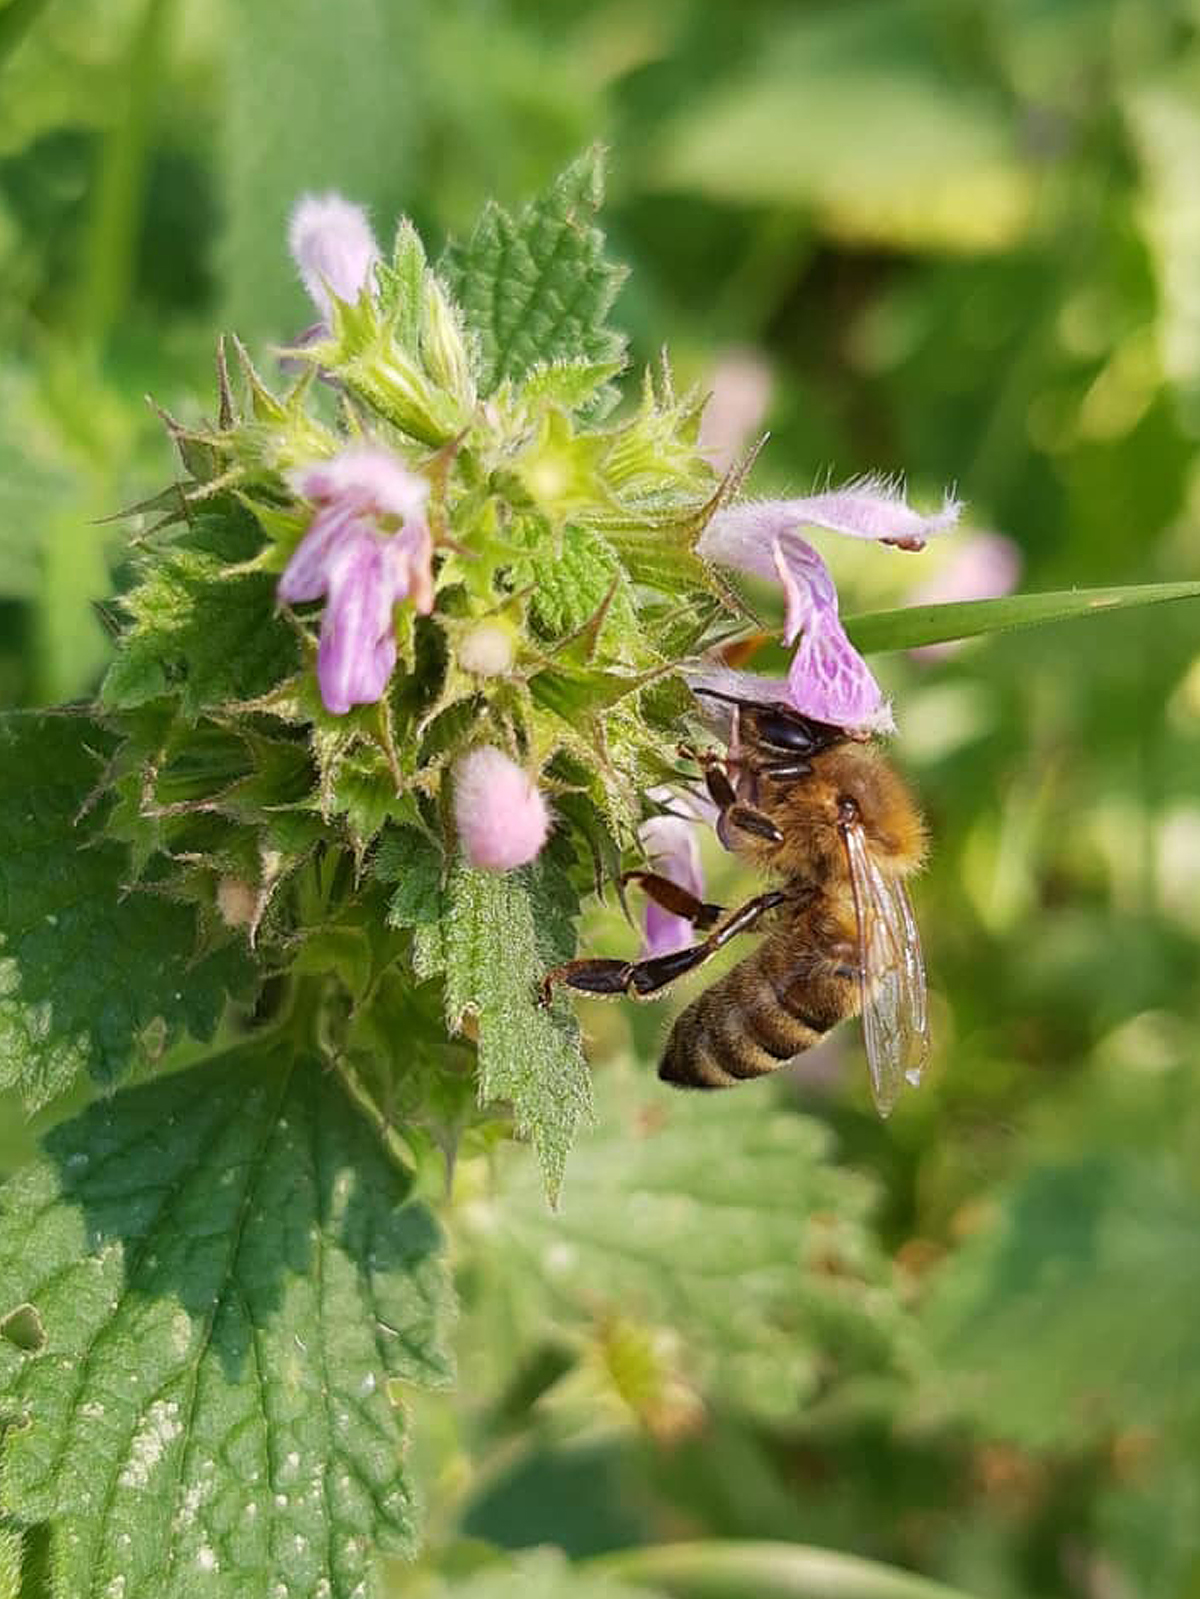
top-left (442, 148), bottom-right (628, 396)
top-left (416, 850), bottom-right (589, 1202)
top-left (101, 510), bottom-right (297, 719)
top-left (0, 1040), bottom-right (453, 1598)
top-left (0, 714), bottom-right (252, 1108)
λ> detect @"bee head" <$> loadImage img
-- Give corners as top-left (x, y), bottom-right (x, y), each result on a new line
top-left (808, 742), bottom-right (928, 876)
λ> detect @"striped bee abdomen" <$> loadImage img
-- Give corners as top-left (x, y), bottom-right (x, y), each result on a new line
top-left (658, 947), bottom-right (849, 1089)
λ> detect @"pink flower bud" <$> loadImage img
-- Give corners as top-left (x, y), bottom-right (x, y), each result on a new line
top-left (288, 193), bottom-right (381, 319)
top-left (454, 747), bottom-right (551, 872)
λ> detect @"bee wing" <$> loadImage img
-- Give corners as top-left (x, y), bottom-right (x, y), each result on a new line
top-left (842, 821), bottom-right (929, 1118)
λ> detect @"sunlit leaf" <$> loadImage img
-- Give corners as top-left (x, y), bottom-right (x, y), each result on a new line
top-left (442, 147), bottom-right (628, 396)
top-left (416, 847), bottom-right (590, 1202)
top-left (0, 713), bottom-right (253, 1108)
top-left (0, 1039), bottom-right (453, 1598)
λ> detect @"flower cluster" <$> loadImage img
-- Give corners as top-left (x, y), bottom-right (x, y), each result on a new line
top-left (281, 197), bottom-right (968, 888)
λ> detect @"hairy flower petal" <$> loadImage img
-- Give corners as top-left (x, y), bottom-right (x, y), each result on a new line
top-left (699, 477), bottom-right (961, 570)
top-left (291, 445), bottom-right (429, 524)
top-left (771, 533), bottom-right (894, 731)
top-left (288, 192), bottom-right (381, 319)
top-left (454, 746), bottom-right (551, 872)
top-left (277, 503), bottom-right (359, 604)
top-left (316, 532), bottom-right (398, 716)
top-left (384, 519), bottom-right (435, 615)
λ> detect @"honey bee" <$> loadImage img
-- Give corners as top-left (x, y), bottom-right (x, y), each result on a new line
top-left (540, 693), bottom-right (929, 1116)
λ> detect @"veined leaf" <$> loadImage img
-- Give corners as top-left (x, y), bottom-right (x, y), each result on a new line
top-left (844, 580), bottom-right (1200, 655)
top-left (101, 510), bottom-right (297, 720)
top-left (0, 1039), bottom-right (453, 1598)
top-left (461, 1067), bottom-right (909, 1423)
top-left (416, 850), bottom-right (590, 1203)
top-left (0, 713), bottom-right (253, 1109)
top-left (442, 147), bottom-right (628, 396)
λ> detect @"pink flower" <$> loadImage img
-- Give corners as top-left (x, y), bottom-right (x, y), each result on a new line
top-left (454, 747), bottom-right (551, 872)
top-left (696, 477), bottom-right (962, 732)
top-left (280, 446), bottom-right (432, 716)
top-left (288, 193), bottom-right (380, 320)
top-left (639, 789), bottom-right (710, 957)
top-left (906, 532), bottom-right (1021, 662)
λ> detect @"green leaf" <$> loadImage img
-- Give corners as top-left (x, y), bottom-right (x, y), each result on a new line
top-left (461, 1068), bottom-right (909, 1422)
top-left (0, 1520), bottom-right (19, 1599)
top-left (101, 510), bottom-right (298, 719)
top-left (442, 148), bottom-right (628, 396)
top-left (374, 826), bottom-right (445, 931)
top-left (416, 851), bottom-right (590, 1203)
top-left (843, 580), bottom-right (1200, 655)
top-left (0, 1039), bottom-right (454, 1598)
top-left (430, 1549), bottom-right (668, 1599)
top-left (922, 1153), bottom-right (1200, 1450)
top-left (0, 713), bottom-right (254, 1109)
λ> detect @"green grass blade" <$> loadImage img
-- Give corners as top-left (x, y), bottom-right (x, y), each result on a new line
top-left (585, 1540), bottom-right (983, 1599)
top-left (844, 580), bottom-right (1200, 655)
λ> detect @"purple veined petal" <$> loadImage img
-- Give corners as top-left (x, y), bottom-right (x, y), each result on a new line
top-left (315, 531), bottom-right (399, 715)
top-left (787, 613), bottom-right (895, 733)
top-left (288, 193), bottom-right (381, 320)
top-left (277, 504), bottom-right (361, 604)
top-left (770, 531), bottom-right (894, 731)
top-left (698, 476), bottom-right (962, 574)
top-left (770, 532), bottom-right (839, 645)
top-left (291, 445), bottom-right (429, 524)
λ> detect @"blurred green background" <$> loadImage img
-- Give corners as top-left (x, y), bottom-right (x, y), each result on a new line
top-left (5, 1), bottom-right (1200, 1596)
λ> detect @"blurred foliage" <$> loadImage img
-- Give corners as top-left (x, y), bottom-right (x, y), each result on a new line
top-left (4, 0), bottom-right (1200, 1596)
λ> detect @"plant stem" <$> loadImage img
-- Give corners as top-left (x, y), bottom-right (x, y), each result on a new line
top-left (583, 1541), bottom-right (984, 1599)
top-left (76, 0), bottom-right (173, 348)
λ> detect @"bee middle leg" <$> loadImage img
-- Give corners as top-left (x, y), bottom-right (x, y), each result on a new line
top-left (621, 870), bottom-right (725, 932)
top-left (539, 889), bottom-right (786, 1007)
